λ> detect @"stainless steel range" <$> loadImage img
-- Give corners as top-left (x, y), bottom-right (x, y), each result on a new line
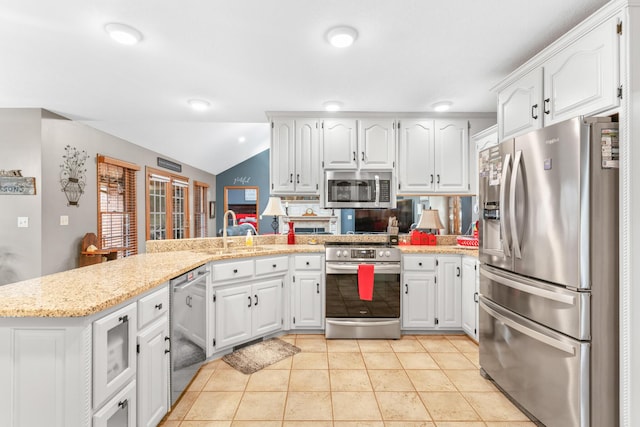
top-left (324, 242), bottom-right (401, 339)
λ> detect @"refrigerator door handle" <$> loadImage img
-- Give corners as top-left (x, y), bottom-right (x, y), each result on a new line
top-left (499, 152), bottom-right (512, 257)
top-left (480, 298), bottom-right (576, 356)
top-left (509, 150), bottom-right (523, 259)
top-left (481, 267), bottom-right (576, 305)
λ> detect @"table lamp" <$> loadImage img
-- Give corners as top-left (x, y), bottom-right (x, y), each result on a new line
top-left (415, 209), bottom-right (445, 245)
top-left (262, 196), bottom-right (286, 234)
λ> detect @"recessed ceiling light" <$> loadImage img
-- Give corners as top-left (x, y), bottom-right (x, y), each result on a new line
top-left (323, 101), bottom-right (343, 112)
top-left (432, 101), bottom-right (453, 112)
top-left (326, 26), bottom-right (358, 48)
top-left (187, 99), bottom-right (211, 111)
top-left (104, 23), bottom-right (143, 45)
top-left (238, 136), bottom-right (246, 143)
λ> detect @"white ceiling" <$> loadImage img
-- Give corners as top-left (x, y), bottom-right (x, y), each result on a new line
top-left (0, 0), bottom-right (609, 175)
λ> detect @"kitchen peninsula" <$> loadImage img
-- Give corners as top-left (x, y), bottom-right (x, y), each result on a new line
top-left (0, 234), bottom-right (476, 427)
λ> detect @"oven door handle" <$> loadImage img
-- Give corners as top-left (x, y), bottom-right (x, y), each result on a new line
top-left (326, 319), bottom-right (400, 327)
top-left (326, 264), bottom-right (400, 274)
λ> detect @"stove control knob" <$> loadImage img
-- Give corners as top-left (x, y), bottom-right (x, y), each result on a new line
top-left (379, 251), bottom-right (384, 257)
top-left (385, 251), bottom-right (391, 257)
top-left (342, 250), bottom-right (349, 257)
top-left (336, 250), bottom-right (341, 257)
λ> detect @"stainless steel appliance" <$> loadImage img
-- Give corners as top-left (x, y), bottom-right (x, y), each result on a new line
top-left (325, 242), bottom-right (401, 339)
top-left (323, 170), bottom-right (396, 209)
top-left (170, 264), bottom-right (210, 405)
top-left (478, 117), bottom-right (619, 427)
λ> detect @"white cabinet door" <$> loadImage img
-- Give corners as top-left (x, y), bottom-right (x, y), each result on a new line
top-left (295, 119), bottom-right (320, 194)
top-left (402, 272), bottom-right (436, 328)
top-left (215, 285), bottom-right (252, 349)
top-left (543, 16), bottom-right (620, 126)
top-left (397, 119), bottom-right (436, 194)
top-left (270, 119), bottom-right (295, 193)
top-left (293, 271), bottom-right (323, 328)
top-left (461, 257), bottom-right (478, 340)
top-left (322, 119), bottom-right (358, 169)
top-left (498, 68), bottom-right (544, 141)
top-left (137, 315), bottom-right (169, 427)
top-left (436, 256), bottom-right (462, 328)
top-left (93, 380), bottom-right (136, 427)
top-left (252, 279), bottom-right (283, 336)
top-left (359, 119), bottom-right (396, 170)
top-left (93, 302), bottom-right (137, 409)
top-left (434, 119), bottom-right (469, 192)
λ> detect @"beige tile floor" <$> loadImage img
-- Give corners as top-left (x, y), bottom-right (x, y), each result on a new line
top-left (160, 334), bottom-right (536, 427)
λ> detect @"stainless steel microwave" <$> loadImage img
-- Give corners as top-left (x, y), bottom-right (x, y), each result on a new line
top-left (323, 170), bottom-right (396, 209)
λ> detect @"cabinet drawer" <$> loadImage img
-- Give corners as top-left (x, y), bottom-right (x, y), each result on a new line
top-left (294, 255), bottom-right (322, 270)
top-left (212, 260), bottom-right (254, 282)
top-left (403, 255), bottom-right (436, 271)
top-left (138, 285), bottom-right (169, 329)
top-left (256, 256), bottom-right (289, 276)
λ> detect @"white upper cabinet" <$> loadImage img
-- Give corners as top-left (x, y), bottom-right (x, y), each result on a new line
top-left (358, 119), bottom-right (396, 170)
top-left (543, 16), bottom-right (620, 126)
top-left (435, 119), bottom-right (469, 192)
top-left (321, 119), bottom-right (359, 169)
top-left (270, 119), bottom-right (320, 195)
top-left (398, 119), bottom-right (470, 194)
top-left (498, 68), bottom-right (544, 141)
top-left (397, 119), bottom-right (436, 193)
top-left (497, 15), bottom-right (620, 140)
top-left (295, 119), bottom-right (320, 193)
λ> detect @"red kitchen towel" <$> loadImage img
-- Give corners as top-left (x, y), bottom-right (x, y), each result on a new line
top-left (358, 264), bottom-right (375, 301)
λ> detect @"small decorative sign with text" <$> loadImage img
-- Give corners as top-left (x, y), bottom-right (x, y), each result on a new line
top-left (0, 170), bottom-right (36, 195)
top-left (157, 157), bottom-right (182, 173)
top-left (233, 176), bottom-right (251, 185)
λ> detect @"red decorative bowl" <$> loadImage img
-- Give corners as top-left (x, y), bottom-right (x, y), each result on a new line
top-left (456, 236), bottom-right (479, 247)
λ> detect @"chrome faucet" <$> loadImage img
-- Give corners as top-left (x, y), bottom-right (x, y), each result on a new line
top-left (222, 210), bottom-right (237, 250)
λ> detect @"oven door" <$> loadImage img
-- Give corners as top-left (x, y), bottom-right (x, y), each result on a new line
top-left (325, 263), bottom-right (401, 318)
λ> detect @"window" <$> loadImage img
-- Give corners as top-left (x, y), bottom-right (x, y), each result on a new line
top-left (146, 167), bottom-right (190, 240)
top-left (97, 155), bottom-right (140, 257)
top-left (193, 181), bottom-right (209, 238)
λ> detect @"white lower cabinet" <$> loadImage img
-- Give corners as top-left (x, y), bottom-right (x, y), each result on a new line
top-left (291, 254), bottom-right (324, 329)
top-left (461, 257), bottom-right (479, 341)
top-left (402, 254), bottom-right (462, 330)
top-left (137, 285), bottom-right (170, 427)
top-left (93, 302), bottom-right (137, 409)
top-left (93, 379), bottom-right (137, 427)
top-left (214, 279), bottom-right (283, 349)
top-left (402, 272), bottom-right (437, 328)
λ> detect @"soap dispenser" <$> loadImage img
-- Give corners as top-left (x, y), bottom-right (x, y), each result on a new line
top-left (245, 230), bottom-right (253, 246)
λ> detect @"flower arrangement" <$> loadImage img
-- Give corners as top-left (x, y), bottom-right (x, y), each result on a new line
top-left (60, 145), bottom-right (89, 206)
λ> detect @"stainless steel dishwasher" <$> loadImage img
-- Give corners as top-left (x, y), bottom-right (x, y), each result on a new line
top-left (170, 264), bottom-right (210, 406)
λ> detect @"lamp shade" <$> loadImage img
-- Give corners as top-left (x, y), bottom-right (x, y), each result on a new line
top-left (415, 209), bottom-right (445, 231)
top-left (262, 196), bottom-right (286, 217)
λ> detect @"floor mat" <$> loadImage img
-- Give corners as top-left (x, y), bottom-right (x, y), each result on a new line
top-left (222, 338), bottom-right (301, 374)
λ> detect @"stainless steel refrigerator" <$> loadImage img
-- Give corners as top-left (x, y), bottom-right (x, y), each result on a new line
top-left (478, 116), bottom-right (619, 427)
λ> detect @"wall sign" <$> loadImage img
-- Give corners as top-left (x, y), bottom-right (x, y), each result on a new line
top-left (0, 170), bottom-right (36, 195)
top-left (157, 157), bottom-right (182, 173)
top-left (234, 176), bottom-right (251, 185)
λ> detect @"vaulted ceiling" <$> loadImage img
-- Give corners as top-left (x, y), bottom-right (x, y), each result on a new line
top-left (0, 0), bottom-right (609, 174)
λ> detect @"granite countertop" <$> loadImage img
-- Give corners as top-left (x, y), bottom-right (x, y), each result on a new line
top-left (0, 241), bottom-right (476, 319)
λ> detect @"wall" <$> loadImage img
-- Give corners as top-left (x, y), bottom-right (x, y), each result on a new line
top-left (0, 109), bottom-right (42, 285)
top-left (215, 149), bottom-right (270, 235)
top-left (0, 108), bottom-right (217, 283)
